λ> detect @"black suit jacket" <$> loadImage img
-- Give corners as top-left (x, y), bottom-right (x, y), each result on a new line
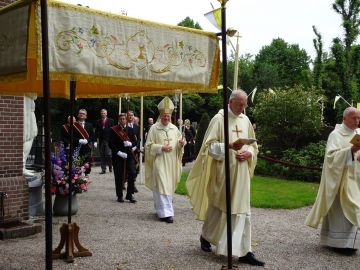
top-left (128, 123), bottom-right (140, 148)
top-left (95, 118), bottom-right (115, 142)
top-left (109, 125), bottom-right (137, 161)
top-left (60, 121), bottom-right (94, 158)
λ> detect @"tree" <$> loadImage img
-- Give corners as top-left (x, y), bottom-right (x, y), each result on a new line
top-left (312, 26), bottom-right (324, 91)
top-left (253, 38), bottom-right (312, 90)
top-left (252, 85), bottom-right (323, 156)
top-left (177, 17), bottom-right (202, 30)
top-left (331, 0), bottom-right (360, 102)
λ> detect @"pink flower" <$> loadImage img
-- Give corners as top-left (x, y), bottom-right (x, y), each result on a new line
top-left (80, 184), bottom-right (86, 190)
top-left (83, 163), bottom-right (90, 169)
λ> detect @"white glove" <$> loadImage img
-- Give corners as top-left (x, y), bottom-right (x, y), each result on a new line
top-left (132, 146), bottom-right (137, 152)
top-left (94, 142), bottom-right (98, 148)
top-left (124, 141), bottom-right (132, 147)
top-left (117, 151), bottom-right (127, 159)
top-left (79, 139), bottom-right (88, 145)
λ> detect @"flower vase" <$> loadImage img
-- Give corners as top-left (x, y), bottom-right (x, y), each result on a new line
top-left (53, 193), bottom-right (78, 216)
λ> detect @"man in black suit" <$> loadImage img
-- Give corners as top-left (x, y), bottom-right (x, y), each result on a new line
top-left (76, 109), bottom-right (95, 174)
top-left (109, 113), bottom-right (137, 203)
top-left (127, 110), bottom-right (140, 191)
top-left (95, 109), bottom-right (115, 174)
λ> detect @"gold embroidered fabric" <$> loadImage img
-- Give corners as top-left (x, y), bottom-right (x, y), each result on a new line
top-left (0, 0), bottom-right (220, 98)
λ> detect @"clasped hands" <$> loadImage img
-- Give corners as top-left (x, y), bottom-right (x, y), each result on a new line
top-left (235, 151), bottom-right (252, 162)
top-left (162, 139), bottom-right (185, 153)
top-left (162, 144), bottom-right (173, 153)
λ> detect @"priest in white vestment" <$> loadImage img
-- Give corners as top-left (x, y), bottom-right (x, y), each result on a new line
top-left (306, 107), bottom-right (360, 255)
top-left (186, 90), bottom-right (264, 266)
top-left (145, 97), bottom-right (185, 223)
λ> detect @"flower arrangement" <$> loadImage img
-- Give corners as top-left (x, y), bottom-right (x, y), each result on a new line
top-left (51, 143), bottom-right (91, 195)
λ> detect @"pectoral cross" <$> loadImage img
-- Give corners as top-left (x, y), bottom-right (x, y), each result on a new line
top-left (232, 125), bottom-right (242, 137)
top-left (163, 130), bottom-right (172, 145)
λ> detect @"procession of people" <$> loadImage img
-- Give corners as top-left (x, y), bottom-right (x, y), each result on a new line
top-left (55, 93), bottom-right (360, 268)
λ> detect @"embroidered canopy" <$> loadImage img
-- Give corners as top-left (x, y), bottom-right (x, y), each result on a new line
top-left (0, 0), bottom-right (220, 98)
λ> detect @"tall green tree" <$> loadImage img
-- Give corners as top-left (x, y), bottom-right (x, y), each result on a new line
top-left (331, 0), bottom-right (360, 102)
top-left (253, 38), bottom-right (312, 91)
top-left (312, 25), bottom-right (324, 91)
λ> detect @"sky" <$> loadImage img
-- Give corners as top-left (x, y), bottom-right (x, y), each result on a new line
top-left (59, 0), bottom-right (344, 60)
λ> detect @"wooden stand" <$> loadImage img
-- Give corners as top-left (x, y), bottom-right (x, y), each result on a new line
top-left (53, 223), bottom-right (92, 263)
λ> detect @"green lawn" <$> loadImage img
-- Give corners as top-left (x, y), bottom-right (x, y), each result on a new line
top-left (175, 172), bottom-right (319, 209)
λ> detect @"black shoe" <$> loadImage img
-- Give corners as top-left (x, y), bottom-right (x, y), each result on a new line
top-left (238, 252), bottom-right (265, 266)
top-left (109, 167), bottom-right (112, 172)
top-left (125, 194), bottom-right (137, 203)
top-left (134, 186), bottom-right (138, 193)
top-left (200, 236), bottom-right (212, 252)
top-left (332, 247), bottom-right (358, 256)
top-left (117, 197), bottom-right (124, 203)
top-left (99, 171), bottom-right (106, 174)
top-left (160, 217), bottom-right (173, 223)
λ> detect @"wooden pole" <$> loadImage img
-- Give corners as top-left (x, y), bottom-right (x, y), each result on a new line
top-left (219, 1), bottom-right (236, 269)
top-left (53, 81), bottom-right (92, 262)
top-left (39, 1), bottom-right (52, 269)
top-left (139, 96), bottom-right (144, 184)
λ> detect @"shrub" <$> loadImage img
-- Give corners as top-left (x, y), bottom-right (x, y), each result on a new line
top-left (255, 140), bottom-right (326, 182)
top-left (253, 85), bottom-right (323, 156)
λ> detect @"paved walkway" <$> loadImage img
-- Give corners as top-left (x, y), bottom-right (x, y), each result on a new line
top-left (0, 163), bottom-right (359, 270)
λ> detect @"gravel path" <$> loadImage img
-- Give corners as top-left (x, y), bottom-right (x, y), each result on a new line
top-left (1, 163), bottom-right (359, 270)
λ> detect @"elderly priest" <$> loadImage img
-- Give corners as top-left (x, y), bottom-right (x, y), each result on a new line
top-left (306, 107), bottom-right (360, 255)
top-left (145, 97), bottom-right (185, 223)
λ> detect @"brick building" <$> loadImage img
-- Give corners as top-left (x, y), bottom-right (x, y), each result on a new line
top-left (0, 0), bottom-right (29, 222)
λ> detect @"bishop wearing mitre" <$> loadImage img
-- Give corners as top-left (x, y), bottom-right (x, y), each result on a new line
top-left (145, 97), bottom-right (185, 223)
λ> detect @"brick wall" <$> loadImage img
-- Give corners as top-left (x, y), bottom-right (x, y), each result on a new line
top-left (0, 1), bottom-right (30, 222)
top-left (0, 96), bottom-right (28, 221)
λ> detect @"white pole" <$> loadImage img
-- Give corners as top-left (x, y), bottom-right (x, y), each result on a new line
top-left (179, 93), bottom-right (183, 126)
top-left (233, 33), bottom-right (240, 90)
top-left (139, 96), bottom-right (144, 184)
top-left (118, 97), bottom-right (122, 114)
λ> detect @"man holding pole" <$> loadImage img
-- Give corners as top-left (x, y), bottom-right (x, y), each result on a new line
top-left (186, 90), bottom-right (264, 266)
top-left (109, 113), bottom-right (137, 203)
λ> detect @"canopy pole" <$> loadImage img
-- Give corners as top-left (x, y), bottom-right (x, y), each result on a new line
top-left (52, 80), bottom-right (92, 262)
top-left (179, 93), bottom-right (183, 123)
top-left (39, 1), bottom-right (52, 269)
top-left (219, 1), bottom-right (235, 269)
top-left (67, 81), bottom-right (76, 224)
top-left (118, 97), bottom-right (122, 114)
top-left (139, 96), bottom-right (144, 184)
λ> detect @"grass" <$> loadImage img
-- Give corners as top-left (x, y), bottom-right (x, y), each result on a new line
top-left (175, 172), bottom-right (319, 209)
top-left (175, 172), bottom-right (189, 195)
